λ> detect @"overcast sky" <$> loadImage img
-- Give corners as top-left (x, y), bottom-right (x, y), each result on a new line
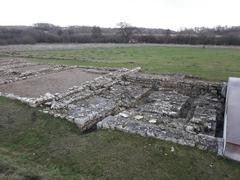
top-left (0, 0), bottom-right (239, 30)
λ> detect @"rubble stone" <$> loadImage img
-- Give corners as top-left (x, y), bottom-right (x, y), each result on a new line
top-left (0, 60), bottom-right (225, 153)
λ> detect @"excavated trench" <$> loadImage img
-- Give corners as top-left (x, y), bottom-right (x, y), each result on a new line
top-left (140, 91), bottom-right (224, 138)
top-left (0, 60), bottom-right (225, 152)
top-left (85, 88), bottom-right (154, 133)
top-left (97, 73), bottom-right (225, 152)
top-left (178, 95), bottom-right (225, 138)
top-left (215, 100), bottom-right (225, 137)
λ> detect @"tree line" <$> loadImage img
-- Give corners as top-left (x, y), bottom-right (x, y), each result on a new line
top-left (0, 23), bottom-right (240, 45)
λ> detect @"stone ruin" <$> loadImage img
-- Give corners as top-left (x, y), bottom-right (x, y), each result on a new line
top-left (0, 60), bottom-right (225, 154)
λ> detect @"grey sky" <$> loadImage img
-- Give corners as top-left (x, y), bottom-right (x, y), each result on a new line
top-left (0, 0), bottom-right (239, 30)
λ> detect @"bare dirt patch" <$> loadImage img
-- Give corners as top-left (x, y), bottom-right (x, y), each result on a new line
top-left (0, 68), bottom-right (101, 97)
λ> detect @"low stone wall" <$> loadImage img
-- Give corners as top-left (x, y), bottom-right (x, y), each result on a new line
top-left (124, 73), bottom-right (223, 97)
top-left (98, 115), bottom-right (222, 152)
top-left (0, 63), bottom-right (226, 154)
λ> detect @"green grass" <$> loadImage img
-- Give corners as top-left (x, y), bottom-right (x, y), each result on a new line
top-left (0, 96), bottom-right (240, 179)
top-left (1, 45), bottom-right (240, 81)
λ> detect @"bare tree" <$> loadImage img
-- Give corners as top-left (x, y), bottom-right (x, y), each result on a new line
top-left (164, 29), bottom-right (171, 43)
top-left (116, 22), bottom-right (141, 43)
top-left (91, 26), bottom-right (103, 39)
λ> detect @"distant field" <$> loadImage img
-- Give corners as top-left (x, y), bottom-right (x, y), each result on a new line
top-left (1, 96), bottom-right (240, 179)
top-left (1, 44), bottom-right (240, 81)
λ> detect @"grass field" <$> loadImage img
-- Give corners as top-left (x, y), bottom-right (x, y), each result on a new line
top-left (0, 96), bottom-right (240, 179)
top-left (1, 44), bottom-right (240, 81)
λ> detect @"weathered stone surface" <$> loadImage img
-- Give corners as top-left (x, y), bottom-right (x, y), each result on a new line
top-left (51, 83), bottom-right (150, 131)
top-left (139, 89), bottom-right (189, 118)
top-left (97, 114), bottom-right (219, 152)
top-left (124, 72), bottom-right (223, 97)
top-left (0, 60), bottom-right (225, 153)
top-left (97, 84), bottom-right (224, 152)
